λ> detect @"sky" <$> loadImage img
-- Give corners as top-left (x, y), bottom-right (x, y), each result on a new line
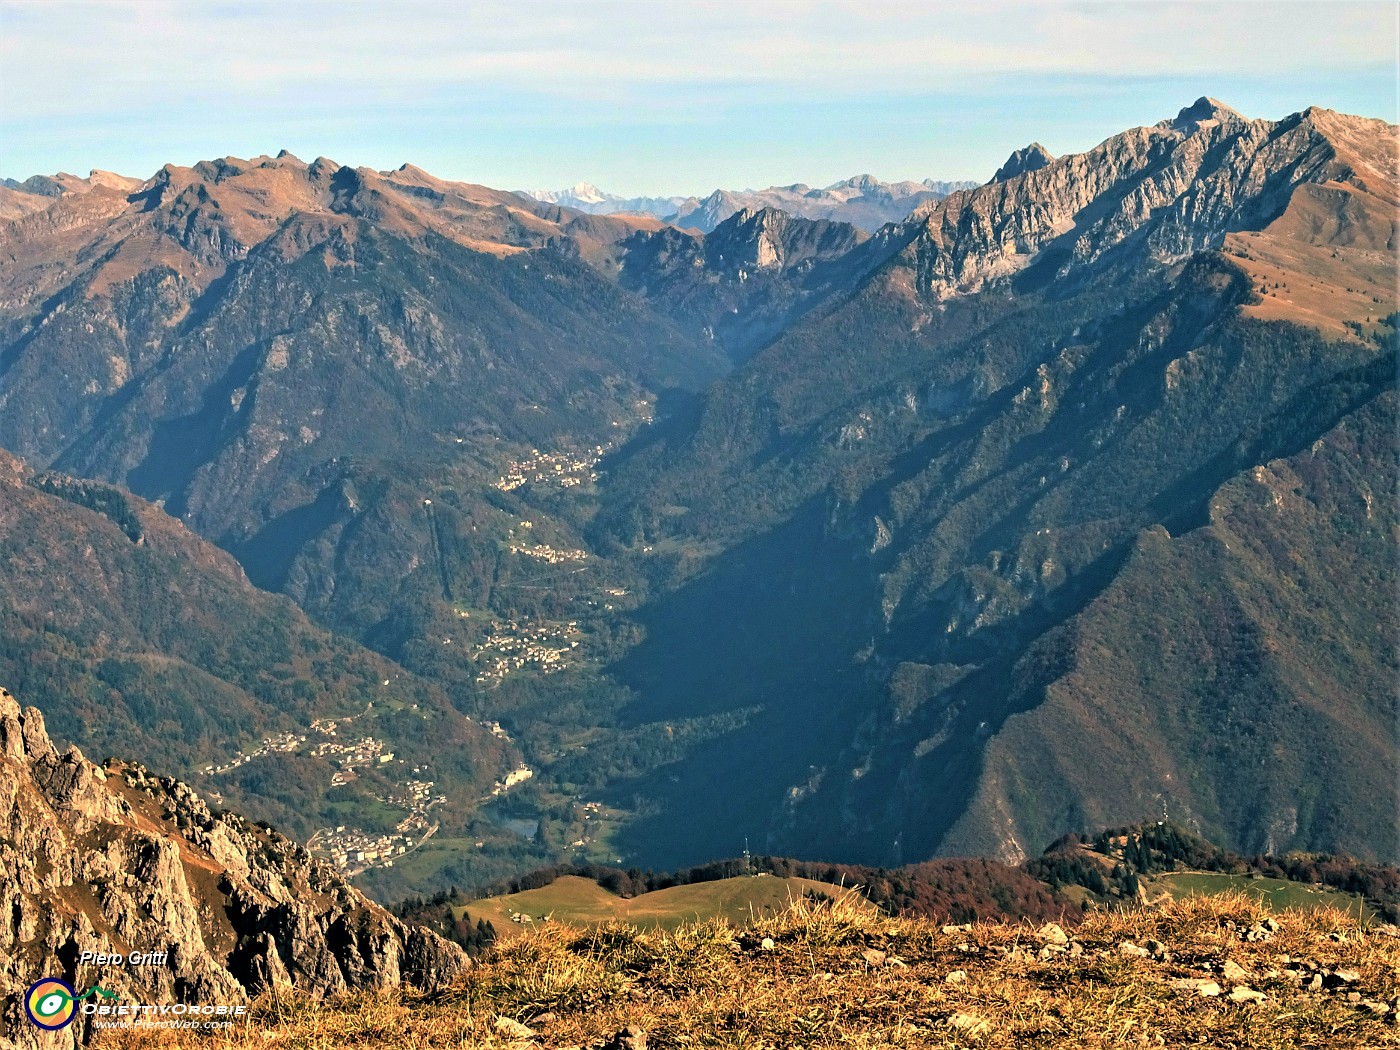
top-left (1, 1), bottom-right (1396, 195)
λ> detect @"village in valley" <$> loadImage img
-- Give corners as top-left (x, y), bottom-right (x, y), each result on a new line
top-left (307, 767), bottom-right (447, 875)
top-left (505, 536), bottom-right (590, 564)
top-left (194, 429), bottom-right (652, 878)
top-left (197, 702), bottom-right (463, 876)
top-left (469, 617), bottom-right (582, 684)
top-left (493, 443), bottom-right (611, 493)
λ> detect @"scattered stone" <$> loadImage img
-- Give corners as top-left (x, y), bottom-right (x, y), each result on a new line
top-left (1228, 986), bottom-right (1266, 1004)
top-left (760, 937), bottom-right (775, 950)
top-left (495, 1015), bottom-right (536, 1039)
top-left (1221, 959), bottom-right (1251, 983)
top-left (942, 923), bottom-right (973, 935)
top-left (1302, 973), bottom-right (1324, 992)
top-left (1118, 941), bottom-right (1150, 957)
top-left (1037, 922), bottom-right (1069, 946)
top-left (862, 948), bottom-right (887, 967)
top-left (1359, 999), bottom-right (1390, 1016)
top-left (1144, 938), bottom-right (1169, 960)
top-left (1068, 941), bottom-right (1084, 957)
top-left (1323, 967), bottom-right (1361, 990)
top-left (1346, 991), bottom-right (1363, 1004)
top-left (948, 1012), bottom-right (990, 1036)
top-left (1171, 978), bottom-right (1222, 997)
top-left (945, 969), bottom-right (968, 984)
top-left (1242, 918), bottom-right (1279, 942)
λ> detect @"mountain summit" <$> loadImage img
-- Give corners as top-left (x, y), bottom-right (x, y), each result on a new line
top-left (1166, 95), bottom-right (1244, 131)
top-left (992, 142), bottom-right (1054, 182)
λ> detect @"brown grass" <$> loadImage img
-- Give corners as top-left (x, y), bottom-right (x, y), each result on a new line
top-left (1225, 179), bottom-right (1397, 341)
top-left (99, 892), bottom-right (1399, 1049)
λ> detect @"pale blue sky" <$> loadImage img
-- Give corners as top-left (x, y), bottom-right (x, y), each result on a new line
top-left (2, 1), bottom-right (1395, 194)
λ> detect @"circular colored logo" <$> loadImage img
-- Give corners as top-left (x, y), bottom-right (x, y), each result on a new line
top-left (25, 978), bottom-right (77, 1030)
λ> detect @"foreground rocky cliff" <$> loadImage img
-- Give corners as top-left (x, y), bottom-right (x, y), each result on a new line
top-left (0, 686), bottom-right (466, 1048)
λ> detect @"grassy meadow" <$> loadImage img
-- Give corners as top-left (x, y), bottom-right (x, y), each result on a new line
top-left (102, 891), bottom-right (1399, 1049)
top-left (456, 874), bottom-right (873, 935)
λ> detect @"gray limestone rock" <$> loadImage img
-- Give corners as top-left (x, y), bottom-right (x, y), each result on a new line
top-left (0, 685), bottom-right (467, 1049)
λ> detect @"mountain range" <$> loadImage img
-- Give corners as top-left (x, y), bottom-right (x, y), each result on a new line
top-left (521, 174), bottom-right (978, 231)
top-left (0, 98), bottom-right (1393, 898)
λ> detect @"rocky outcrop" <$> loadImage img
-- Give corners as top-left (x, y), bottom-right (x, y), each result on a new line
top-left (992, 143), bottom-right (1054, 183)
top-left (618, 207), bottom-right (873, 362)
top-left (898, 99), bottom-right (1396, 299)
top-left (0, 686), bottom-right (466, 1048)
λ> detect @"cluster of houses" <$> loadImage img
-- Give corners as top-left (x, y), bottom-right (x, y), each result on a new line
top-left (193, 701), bottom-right (459, 876)
top-left (199, 731), bottom-right (305, 777)
top-left (493, 443), bottom-right (611, 492)
top-left (308, 823), bottom-right (420, 874)
top-left (381, 776), bottom-right (442, 811)
top-left (471, 619), bottom-right (580, 683)
top-left (308, 707), bottom-right (373, 737)
top-left (309, 735), bottom-right (396, 786)
top-left (311, 771), bottom-right (446, 874)
top-left (506, 539), bottom-right (590, 563)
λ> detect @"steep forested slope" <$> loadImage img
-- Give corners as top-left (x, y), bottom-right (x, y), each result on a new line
top-left (586, 103), bottom-right (1397, 867)
top-left (0, 450), bottom-right (514, 852)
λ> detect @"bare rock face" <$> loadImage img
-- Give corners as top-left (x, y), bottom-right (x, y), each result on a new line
top-left (992, 143), bottom-right (1054, 183)
top-left (899, 99), bottom-right (1395, 299)
top-left (0, 686), bottom-right (466, 1048)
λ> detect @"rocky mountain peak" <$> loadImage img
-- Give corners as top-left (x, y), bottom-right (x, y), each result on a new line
top-left (85, 169), bottom-right (143, 194)
top-left (0, 684), bottom-right (467, 1047)
top-left (567, 181), bottom-right (608, 203)
top-left (991, 143), bottom-right (1055, 183)
top-left (898, 99), bottom-right (1394, 301)
top-left (835, 174), bottom-right (882, 192)
top-left (1165, 96), bottom-right (1243, 133)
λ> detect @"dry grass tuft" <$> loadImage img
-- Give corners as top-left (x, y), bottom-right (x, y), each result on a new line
top-left (100, 892), bottom-right (1400, 1049)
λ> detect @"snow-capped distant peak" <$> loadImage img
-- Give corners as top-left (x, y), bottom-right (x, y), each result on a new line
top-left (565, 182), bottom-right (609, 204)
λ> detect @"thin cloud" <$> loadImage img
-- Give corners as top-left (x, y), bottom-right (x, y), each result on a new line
top-left (3, 1), bottom-right (1391, 115)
